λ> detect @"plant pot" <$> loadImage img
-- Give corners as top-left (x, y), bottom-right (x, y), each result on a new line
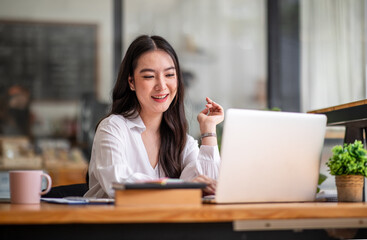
top-left (335, 175), bottom-right (364, 202)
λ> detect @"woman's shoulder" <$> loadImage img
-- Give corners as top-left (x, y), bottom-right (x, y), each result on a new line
top-left (94, 114), bottom-right (134, 142)
top-left (99, 114), bottom-right (127, 126)
top-left (97, 114), bottom-right (130, 132)
top-left (98, 114), bottom-right (145, 132)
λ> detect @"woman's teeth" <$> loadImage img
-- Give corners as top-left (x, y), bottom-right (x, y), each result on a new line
top-left (152, 95), bottom-right (168, 99)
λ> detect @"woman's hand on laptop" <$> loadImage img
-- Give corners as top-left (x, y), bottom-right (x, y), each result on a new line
top-left (192, 175), bottom-right (217, 196)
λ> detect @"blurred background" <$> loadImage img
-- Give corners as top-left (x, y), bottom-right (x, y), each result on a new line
top-left (0, 0), bottom-right (366, 194)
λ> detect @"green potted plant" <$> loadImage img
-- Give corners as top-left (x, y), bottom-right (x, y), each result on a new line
top-left (326, 140), bottom-right (367, 202)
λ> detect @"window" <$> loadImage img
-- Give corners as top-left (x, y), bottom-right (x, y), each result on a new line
top-left (123, 0), bottom-right (267, 136)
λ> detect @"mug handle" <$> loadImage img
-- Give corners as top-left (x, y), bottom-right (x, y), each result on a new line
top-left (40, 173), bottom-right (52, 195)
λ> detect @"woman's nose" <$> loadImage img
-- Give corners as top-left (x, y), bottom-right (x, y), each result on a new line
top-left (155, 75), bottom-right (167, 91)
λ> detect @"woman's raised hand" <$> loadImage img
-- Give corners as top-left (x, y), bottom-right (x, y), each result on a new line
top-left (197, 97), bottom-right (224, 133)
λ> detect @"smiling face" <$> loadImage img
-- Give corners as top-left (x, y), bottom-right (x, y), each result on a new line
top-left (129, 49), bottom-right (178, 119)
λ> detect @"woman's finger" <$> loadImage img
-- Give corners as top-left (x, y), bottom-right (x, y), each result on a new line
top-left (206, 97), bottom-right (212, 104)
top-left (200, 108), bottom-right (209, 115)
top-left (203, 185), bottom-right (216, 195)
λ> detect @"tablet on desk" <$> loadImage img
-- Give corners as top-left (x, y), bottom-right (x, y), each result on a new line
top-left (41, 197), bottom-right (114, 205)
top-left (112, 181), bottom-right (207, 190)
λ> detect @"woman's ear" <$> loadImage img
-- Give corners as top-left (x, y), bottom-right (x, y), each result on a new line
top-left (128, 76), bottom-right (135, 91)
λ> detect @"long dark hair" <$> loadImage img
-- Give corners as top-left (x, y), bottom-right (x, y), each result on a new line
top-left (109, 35), bottom-right (187, 178)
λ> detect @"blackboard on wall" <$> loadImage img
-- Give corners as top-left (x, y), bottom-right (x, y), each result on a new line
top-left (0, 20), bottom-right (98, 100)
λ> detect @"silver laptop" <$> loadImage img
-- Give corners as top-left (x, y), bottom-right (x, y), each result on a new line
top-left (213, 109), bottom-right (326, 203)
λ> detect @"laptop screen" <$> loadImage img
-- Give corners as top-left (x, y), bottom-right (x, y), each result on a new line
top-left (215, 109), bottom-right (326, 203)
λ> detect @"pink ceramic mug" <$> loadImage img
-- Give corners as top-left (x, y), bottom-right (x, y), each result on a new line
top-left (9, 170), bottom-right (52, 204)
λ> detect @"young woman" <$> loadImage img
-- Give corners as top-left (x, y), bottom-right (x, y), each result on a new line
top-left (84, 35), bottom-right (224, 198)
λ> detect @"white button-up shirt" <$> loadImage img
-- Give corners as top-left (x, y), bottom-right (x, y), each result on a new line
top-left (84, 114), bottom-right (221, 198)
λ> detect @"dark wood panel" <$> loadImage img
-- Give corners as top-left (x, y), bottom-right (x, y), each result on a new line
top-left (308, 100), bottom-right (367, 127)
top-left (0, 20), bottom-right (98, 100)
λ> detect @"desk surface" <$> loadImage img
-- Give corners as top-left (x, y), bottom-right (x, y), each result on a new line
top-left (308, 99), bottom-right (367, 114)
top-left (2, 202), bottom-right (367, 225)
top-left (308, 99), bottom-right (367, 145)
top-left (308, 99), bottom-right (367, 127)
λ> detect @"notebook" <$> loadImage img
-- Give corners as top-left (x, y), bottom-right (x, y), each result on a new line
top-left (210, 108), bottom-right (327, 204)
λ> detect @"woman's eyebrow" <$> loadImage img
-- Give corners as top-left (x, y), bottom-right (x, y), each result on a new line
top-left (139, 66), bottom-right (175, 73)
top-left (139, 68), bottom-right (155, 73)
top-left (164, 66), bottom-right (175, 71)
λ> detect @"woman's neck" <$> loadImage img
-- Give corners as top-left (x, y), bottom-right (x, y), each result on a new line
top-left (140, 112), bottom-right (163, 133)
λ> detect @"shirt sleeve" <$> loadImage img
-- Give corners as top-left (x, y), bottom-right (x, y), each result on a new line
top-left (179, 135), bottom-right (221, 181)
top-left (85, 121), bottom-right (154, 198)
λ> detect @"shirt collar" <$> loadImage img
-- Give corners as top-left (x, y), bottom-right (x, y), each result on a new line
top-left (125, 114), bottom-right (146, 132)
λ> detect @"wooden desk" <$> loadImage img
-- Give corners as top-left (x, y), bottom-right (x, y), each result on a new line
top-left (1, 202), bottom-right (367, 239)
top-left (308, 99), bottom-right (367, 144)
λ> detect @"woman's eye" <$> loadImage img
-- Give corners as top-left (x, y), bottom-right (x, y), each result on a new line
top-left (143, 75), bottom-right (154, 79)
top-left (166, 74), bottom-right (175, 78)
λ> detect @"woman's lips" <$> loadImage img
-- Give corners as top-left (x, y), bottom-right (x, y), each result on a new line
top-left (152, 94), bottom-right (169, 102)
